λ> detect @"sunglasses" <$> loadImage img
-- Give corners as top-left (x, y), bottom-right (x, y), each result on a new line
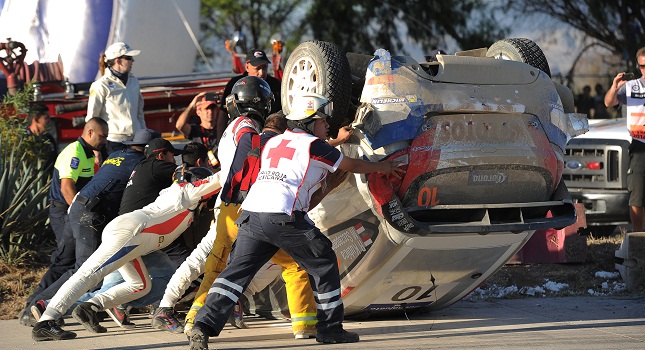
top-left (121, 56), bottom-right (133, 61)
top-left (639, 64), bottom-right (645, 69)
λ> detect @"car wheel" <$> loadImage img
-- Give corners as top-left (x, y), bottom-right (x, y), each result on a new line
top-left (486, 38), bottom-right (551, 77)
top-left (281, 40), bottom-right (352, 137)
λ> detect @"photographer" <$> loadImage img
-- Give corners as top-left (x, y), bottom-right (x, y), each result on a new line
top-left (605, 46), bottom-right (645, 231)
top-left (176, 92), bottom-right (220, 152)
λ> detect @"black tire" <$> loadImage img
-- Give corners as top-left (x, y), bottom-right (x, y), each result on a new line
top-left (486, 38), bottom-right (551, 77)
top-left (281, 41), bottom-right (352, 138)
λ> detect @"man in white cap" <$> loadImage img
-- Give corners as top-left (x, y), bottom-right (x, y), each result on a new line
top-left (86, 42), bottom-right (146, 156)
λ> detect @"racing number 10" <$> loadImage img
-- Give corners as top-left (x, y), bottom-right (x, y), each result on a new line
top-left (417, 187), bottom-right (440, 207)
top-left (391, 285), bottom-right (437, 302)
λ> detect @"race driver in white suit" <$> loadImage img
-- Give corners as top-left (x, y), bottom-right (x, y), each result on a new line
top-left (31, 167), bottom-right (221, 341)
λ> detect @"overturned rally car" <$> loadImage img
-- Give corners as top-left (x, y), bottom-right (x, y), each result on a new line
top-left (253, 38), bottom-right (588, 317)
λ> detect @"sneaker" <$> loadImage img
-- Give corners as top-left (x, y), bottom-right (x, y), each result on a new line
top-left (19, 309), bottom-right (37, 327)
top-left (227, 300), bottom-right (248, 329)
top-left (26, 302), bottom-right (65, 326)
top-left (188, 324), bottom-right (209, 350)
top-left (72, 302), bottom-right (107, 333)
top-left (106, 305), bottom-right (136, 329)
top-left (294, 329), bottom-right (317, 339)
top-left (30, 299), bottom-right (47, 321)
top-left (151, 307), bottom-right (184, 334)
top-left (316, 329), bottom-right (360, 344)
top-left (32, 320), bottom-right (77, 341)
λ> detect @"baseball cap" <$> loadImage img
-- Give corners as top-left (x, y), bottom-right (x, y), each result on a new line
top-left (144, 138), bottom-right (183, 158)
top-left (246, 49), bottom-right (271, 67)
top-left (122, 129), bottom-right (162, 145)
top-left (104, 42), bottom-right (141, 61)
top-left (196, 96), bottom-right (217, 109)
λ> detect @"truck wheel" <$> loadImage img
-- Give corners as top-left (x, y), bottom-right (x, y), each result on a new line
top-left (281, 40), bottom-right (352, 138)
top-left (486, 38), bottom-right (551, 77)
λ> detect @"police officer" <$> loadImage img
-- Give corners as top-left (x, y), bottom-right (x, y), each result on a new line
top-left (21, 118), bottom-right (108, 326)
top-left (188, 92), bottom-right (404, 349)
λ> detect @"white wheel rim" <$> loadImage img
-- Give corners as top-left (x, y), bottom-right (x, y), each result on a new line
top-left (285, 56), bottom-right (322, 111)
top-left (492, 52), bottom-right (513, 61)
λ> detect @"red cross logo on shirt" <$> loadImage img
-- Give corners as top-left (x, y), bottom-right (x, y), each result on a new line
top-left (266, 139), bottom-right (296, 167)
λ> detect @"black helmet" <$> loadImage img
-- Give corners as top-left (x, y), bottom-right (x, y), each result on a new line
top-left (173, 166), bottom-right (214, 184)
top-left (225, 76), bottom-right (274, 124)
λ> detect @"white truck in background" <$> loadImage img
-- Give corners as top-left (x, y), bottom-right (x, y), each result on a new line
top-left (563, 118), bottom-right (631, 235)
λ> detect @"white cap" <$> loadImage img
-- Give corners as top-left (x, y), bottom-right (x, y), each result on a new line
top-left (104, 42), bottom-right (141, 61)
top-left (286, 92), bottom-right (332, 121)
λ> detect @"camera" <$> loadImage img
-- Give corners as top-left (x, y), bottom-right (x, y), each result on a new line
top-left (204, 92), bottom-right (219, 102)
top-left (622, 73), bottom-right (635, 81)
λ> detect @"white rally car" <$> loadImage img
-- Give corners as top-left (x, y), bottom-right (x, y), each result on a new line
top-left (252, 38), bottom-right (588, 317)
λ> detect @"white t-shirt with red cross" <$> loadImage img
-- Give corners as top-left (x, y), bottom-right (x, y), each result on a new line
top-left (242, 129), bottom-right (343, 215)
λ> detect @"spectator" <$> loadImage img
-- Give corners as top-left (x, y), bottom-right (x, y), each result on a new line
top-left (605, 47), bottom-right (645, 231)
top-left (593, 83), bottom-right (610, 119)
top-left (86, 42), bottom-right (146, 156)
top-left (20, 118), bottom-right (108, 326)
top-left (575, 85), bottom-right (594, 117)
top-left (215, 49), bottom-right (282, 141)
top-left (175, 92), bottom-right (220, 151)
top-left (188, 92), bottom-right (404, 349)
top-left (25, 103), bottom-right (57, 167)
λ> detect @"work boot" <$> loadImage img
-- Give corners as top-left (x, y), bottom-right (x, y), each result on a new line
top-left (32, 320), bottom-right (76, 341)
top-left (189, 323), bottom-right (210, 350)
top-left (72, 302), bottom-right (107, 333)
top-left (316, 328), bottom-right (360, 343)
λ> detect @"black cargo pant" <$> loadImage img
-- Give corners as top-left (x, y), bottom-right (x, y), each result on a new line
top-left (194, 210), bottom-right (344, 336)
top-left (26, 203), bottom-right (75, 306)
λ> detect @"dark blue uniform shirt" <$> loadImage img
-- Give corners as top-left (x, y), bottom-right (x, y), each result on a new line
top-left (78, 147), bottom-right (145, 220)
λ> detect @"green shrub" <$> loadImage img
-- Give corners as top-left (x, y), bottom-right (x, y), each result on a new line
top-left (0, 85), bottom-right (54, 264)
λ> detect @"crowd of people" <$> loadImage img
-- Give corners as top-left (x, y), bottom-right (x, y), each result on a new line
top-left (575, 83), bottom-right (610, 119)
top-left (19, 42), bottom-right (403, 350)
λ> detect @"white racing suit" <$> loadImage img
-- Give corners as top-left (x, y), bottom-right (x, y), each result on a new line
top-left (40, 173), bottom-right (221, 321)
top-left (158, 216), bottom-right (282, 309)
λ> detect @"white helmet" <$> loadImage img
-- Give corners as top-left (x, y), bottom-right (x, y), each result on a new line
top-left (286, 92), bottom-right (332, 121)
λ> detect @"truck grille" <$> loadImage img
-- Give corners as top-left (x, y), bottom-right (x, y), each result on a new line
top-left (562, 139), bottom-right (629, 189)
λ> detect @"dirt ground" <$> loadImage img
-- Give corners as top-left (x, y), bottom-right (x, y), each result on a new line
top-left (0, 229), bottom-right (640, 321)
top-left (477, 232), bottom-right (633, 298)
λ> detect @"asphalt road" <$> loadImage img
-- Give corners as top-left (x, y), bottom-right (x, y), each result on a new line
top-left (2, 296), bottom-right (644, 350)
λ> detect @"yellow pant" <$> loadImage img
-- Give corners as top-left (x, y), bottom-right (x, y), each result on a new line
top-left (186, 203), bottom-right (317, 333)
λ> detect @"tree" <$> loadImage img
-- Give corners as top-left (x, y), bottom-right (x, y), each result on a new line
top-left (305, 0), bottom-right (509, 56)
top-left (199, 0), bottom-right (305, 70)
top-left (503, 0), bottom-right (645, 69)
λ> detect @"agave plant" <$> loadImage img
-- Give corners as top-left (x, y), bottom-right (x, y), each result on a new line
top-left (0, 85), bottom-right (53, 264)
